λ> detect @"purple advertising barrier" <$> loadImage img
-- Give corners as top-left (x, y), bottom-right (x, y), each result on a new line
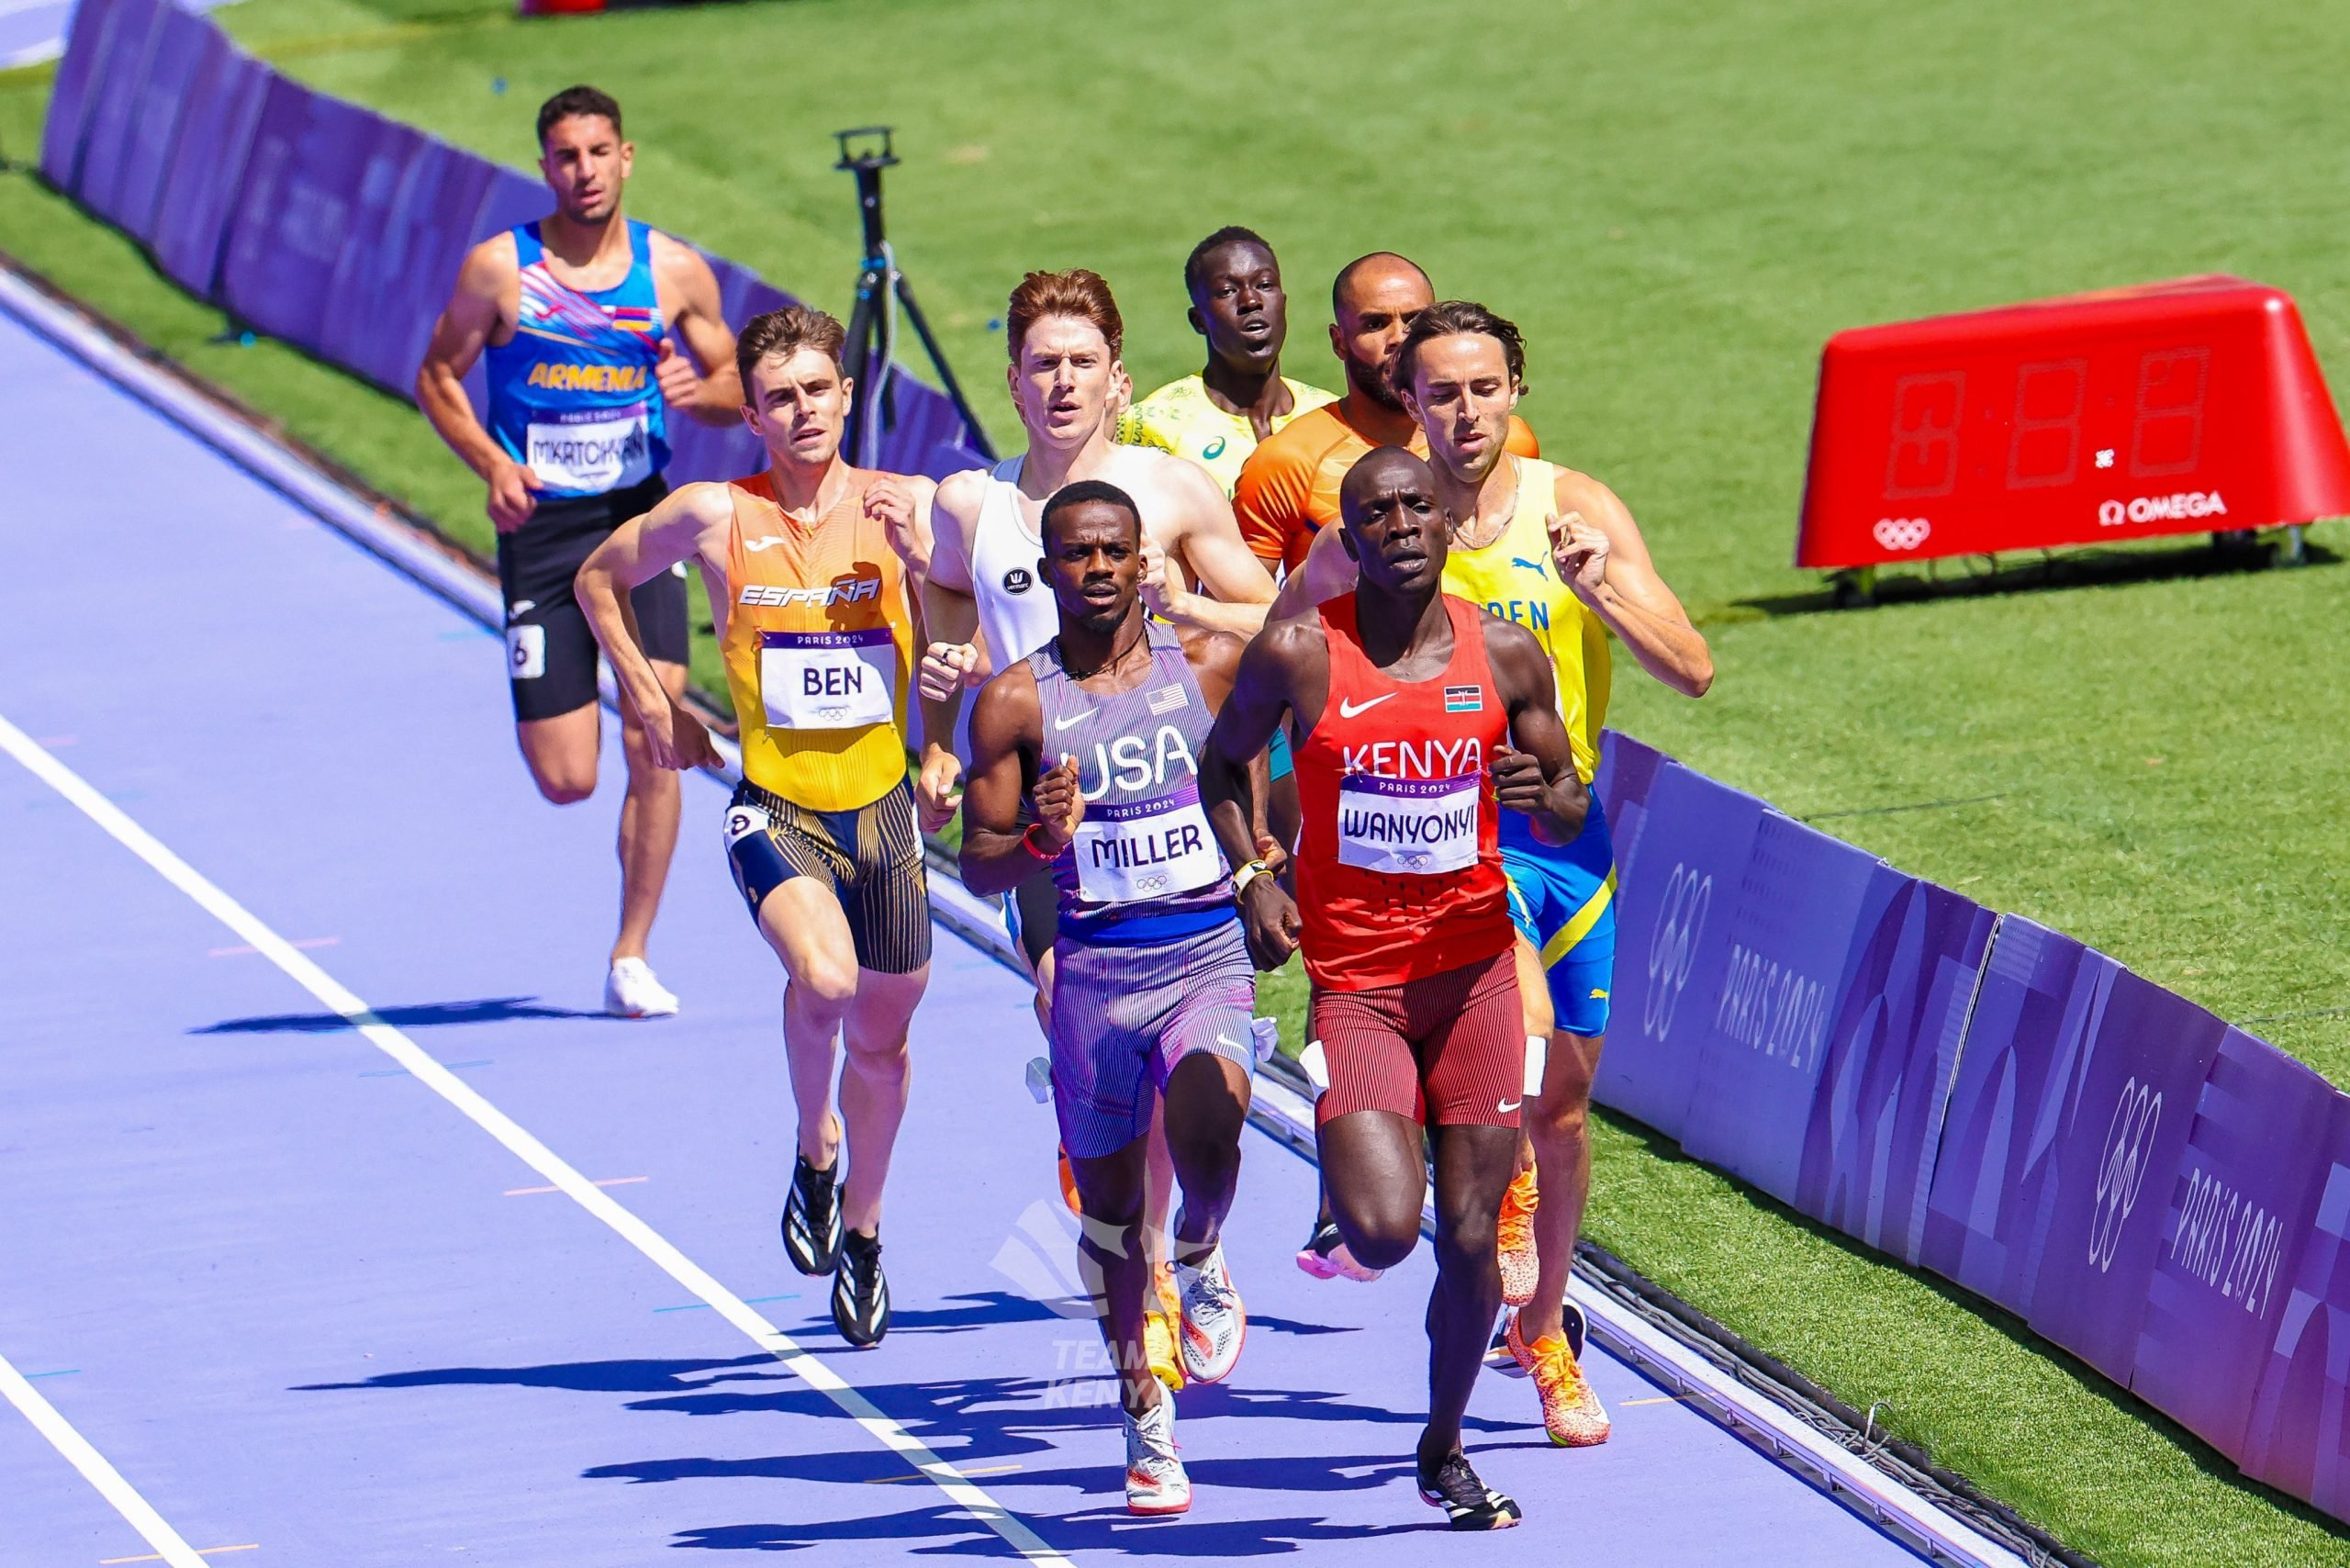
top-left (2129, 1029), bottom-right (2340, 1462)
top-left (102, 3), bottom-right (218, 247)
top-left (1590, 762), bottom-right (1768, 1141)
top-left (218, 81), bottom-right (403, 357)
top-left (69, 0), bottom-right (167, 221)
top-left (1797, 879), bottom-right (1998, 1261)
top-left (1592, 728), bottom-right (1668, 862)
top-left (458, 166), bottom-right (551, 424)
top-left (2022, 969), bottom-right (2226, 1383)
top-left (37, 0), bottom-right (122, 186)
top-left (1918, 917), bottom-right (2119, 1316)
top-left (2238, 1093), bottom-right (2350, 1520)
top-left (332, 138), bottom-right (497, 396)
top-left (311, 120), bottom-right (431, 385)
top-left (1678, 812), bottom-right (1901, 1205)
top-left (151, 39), bottom-right (271, 297)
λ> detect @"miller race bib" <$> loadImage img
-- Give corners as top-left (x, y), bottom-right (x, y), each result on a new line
top-left (525, 402), bottom-right (654, 493)
top-left (759, 627), bottom-right (896, 730)
top-left (1337, 771), bottom-right (1481, 875)
top-left (1072, 781), bottom-right (1222, 904)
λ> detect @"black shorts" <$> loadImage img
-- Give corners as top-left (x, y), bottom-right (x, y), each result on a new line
top-left (722, 778), bottom-right (933, 975)
top-left (496, 474), bottom-right (688, 722)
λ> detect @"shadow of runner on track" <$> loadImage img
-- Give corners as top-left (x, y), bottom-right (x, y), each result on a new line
top-left (671, 1503), bottom-right (1427, 1557)
top-left (192, 995), bottom-right (615, 1033)
top-left (293, 1353), bottom-right (780, 1396)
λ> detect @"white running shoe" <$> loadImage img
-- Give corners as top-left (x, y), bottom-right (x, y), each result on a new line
top-left (604, 958), bottom-right (679, 1018)
top-left (1124, 1393), bottom-right (1190, 1516)
top-left (1176, 1244), bottom-right (1246, 1384)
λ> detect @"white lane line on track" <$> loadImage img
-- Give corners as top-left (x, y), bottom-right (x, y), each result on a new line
top-left (0, 1346), bottom-right (209, 1568)
top-left (0, 712), bottom-right (1075, 1568)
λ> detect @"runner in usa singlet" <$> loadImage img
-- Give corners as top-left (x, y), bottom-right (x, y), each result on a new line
top-left (1292, 591), bottom-right (1511, 991)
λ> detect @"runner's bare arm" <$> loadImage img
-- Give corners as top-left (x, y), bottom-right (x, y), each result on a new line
top-left (957, 666), bottom-right (1052, 897)
top-left (1178, 628), bottom-right (1278, 860)
top-left (1483, 617), bottom-right (1589, 846)
top-left (913, 473), bottom-right (990, 829)
top-left (649, 235), bottom-right (744, 426)
top-left (1141, 457), bottom-right (1280, 636)
top-left (866, 474), bottom-right (939, 599)
top-left (576, 484), bottom-right (733, 771)
top-left (1267, 521), bottom-right (1358, 622)
top-left (1550, 470), bottom-right (1713, 698)
top-left (417, 236), bottom-right (541, 532)
top-left (1202, 621), bottom-right (1321, 969)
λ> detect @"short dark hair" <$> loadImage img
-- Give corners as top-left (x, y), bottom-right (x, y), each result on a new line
top-left (1183, 225), bottom-right (1273, 297)
top-left (1331, 251), bottom-right (1429, 317)
top-left (735, 305), bottom-right (847, 398)
top-left (537, 84), bottom-right (622, 149)
top-left (1394, 298), bottom-right (1527, 395)
top-left (1041, 479), bottom-right (1143, 551)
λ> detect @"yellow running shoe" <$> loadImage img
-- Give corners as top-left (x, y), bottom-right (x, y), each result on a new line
top-left (1496, 1169), bottom-right (1540, 1308)
top-left (1505, 1311), bottom-right (1610, 1447)
top-left (1144, 1310), bottom-right (1186, 1391)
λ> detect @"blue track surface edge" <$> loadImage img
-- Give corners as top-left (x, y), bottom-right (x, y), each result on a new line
top-left (0, 258), bottom-right (2029, 1568)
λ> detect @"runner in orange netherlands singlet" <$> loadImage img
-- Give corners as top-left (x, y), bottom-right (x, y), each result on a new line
top-left (1197, 447), bottom-right (1587, 1530)
top-left (575, 305), bottom-right (935, 1352)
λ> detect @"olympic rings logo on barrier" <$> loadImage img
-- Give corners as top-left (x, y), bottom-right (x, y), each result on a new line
top-left (1873, 517), bottom-right (1932, 551)
top-left (1641, 862), bottom-right (1713, 1042)
top-left (2087, 1076), bottom-right (2164, 1273)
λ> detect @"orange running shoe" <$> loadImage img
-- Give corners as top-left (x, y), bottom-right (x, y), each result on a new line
top-left (1058, 1145), bottom-right (1081, 1216)
top-left (1496, 1169), bottom-right (1540, 1308)
top-left (1505, 1311), bottom-right (1611, 1446)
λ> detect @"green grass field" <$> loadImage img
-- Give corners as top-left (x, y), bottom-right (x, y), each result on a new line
top-left (7, 0), bottom-right (2350, 1559)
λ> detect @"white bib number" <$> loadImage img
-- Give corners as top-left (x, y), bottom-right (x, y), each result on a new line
top-left (1072, 786), bottom-right (1223, 904)
top-left (759, 628), bottom-right (897, 731)
top-left (525, 403), bottom-right (654, 493)
top-left (1337, 771), bottom-right (1481, 875)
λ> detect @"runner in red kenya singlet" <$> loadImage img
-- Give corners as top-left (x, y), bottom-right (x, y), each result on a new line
top-left (1201, 446), bottom-right (1587, 1530)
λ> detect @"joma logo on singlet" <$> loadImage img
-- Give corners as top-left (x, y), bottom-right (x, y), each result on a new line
top-left (1340, 738), bottom-right (1484, 778)
top-left (739, 578), bottom-right (882, 608)
top-left (525, 363), bottom-right (648, 393)
top-left (1079, 725), bottom-right (1199, 801)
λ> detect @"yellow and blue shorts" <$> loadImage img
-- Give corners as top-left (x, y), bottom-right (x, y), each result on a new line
top-left (1500, 791), bottom-right (1616, 1038)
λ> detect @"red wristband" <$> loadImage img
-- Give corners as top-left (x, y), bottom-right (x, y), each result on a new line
top-left (1021, 823), bottom-right (1063, 861)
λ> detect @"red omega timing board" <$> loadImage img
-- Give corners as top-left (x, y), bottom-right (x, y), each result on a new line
top-left (1795, 275), bottom-right (2350, 569)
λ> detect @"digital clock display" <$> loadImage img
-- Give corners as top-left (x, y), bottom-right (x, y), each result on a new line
top-left (1796, 276), bottom-right (2350, 568)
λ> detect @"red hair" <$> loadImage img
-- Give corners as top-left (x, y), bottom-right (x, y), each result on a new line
top-left (1005, 269), bottom-right (1124, 363)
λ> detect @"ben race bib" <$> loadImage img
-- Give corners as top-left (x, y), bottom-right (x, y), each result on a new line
top-left (759, 627), bottom-right (896, 730)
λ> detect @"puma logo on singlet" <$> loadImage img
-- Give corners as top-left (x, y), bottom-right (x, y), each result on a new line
top-left (1337, 693), bottom-right (1396, 719)
top-left (1511, 555), bottom-right (1548, 577)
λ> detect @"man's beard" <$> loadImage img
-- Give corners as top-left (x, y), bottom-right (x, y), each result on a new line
top-left (1343, 352), bottom-right (1405, 410)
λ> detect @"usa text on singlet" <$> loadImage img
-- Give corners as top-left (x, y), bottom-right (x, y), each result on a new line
top-left (1292, 593), bottom-right (1511, 990)
top-left (1028, 621), bottom-right (1235, 946)
top-left (720, 470), bottom-right (916, 812)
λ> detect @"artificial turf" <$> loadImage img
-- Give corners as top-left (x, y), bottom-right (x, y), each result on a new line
top-left (6, 0), bottom-right (2350, 1559)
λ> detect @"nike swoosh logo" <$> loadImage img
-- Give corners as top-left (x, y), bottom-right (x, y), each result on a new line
top-left (1053, 710), bottom-right (1095, 731)
top-left (509, 599), bottom-right (536, 619)
top-left (1337, 694), bottom-right (1395, 719)
top-left (1497, 1098), bottom-right (1522, 1114)
top-left (1217, 1034), bottom-right (1246, 1053)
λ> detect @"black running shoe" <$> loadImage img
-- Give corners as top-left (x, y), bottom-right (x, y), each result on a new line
top-left (1491, 1297), bottom-right (1589, 1376)
top-left (1561, 1297), bottom-right (1588, 1363)
top-left (782, 1153), bottom-right (843, 1277)
top-left (1416, 1447), bottom-right (1521, 1530)
top-left (833, 1228), bottom-right (890, 1347)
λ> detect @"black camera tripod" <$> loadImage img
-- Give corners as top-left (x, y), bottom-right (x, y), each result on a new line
top-left (834, 127), bottom-right (996, 468)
